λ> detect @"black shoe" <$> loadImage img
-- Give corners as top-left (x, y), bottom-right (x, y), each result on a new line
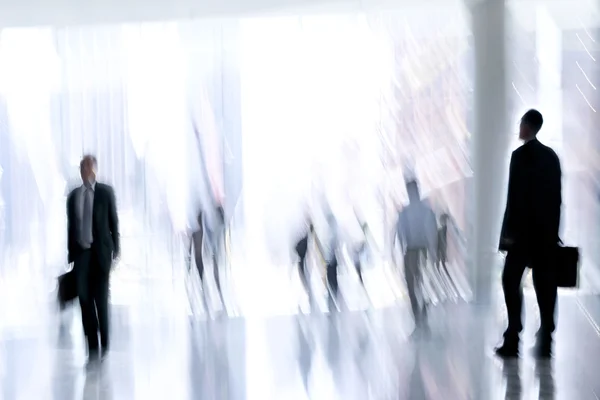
top-left (495, 342), bottom-right (519, 358)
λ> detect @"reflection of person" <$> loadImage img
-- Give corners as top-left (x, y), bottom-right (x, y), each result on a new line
top-left (501, 359), bottom-right (522, 400)
top-left (190, 206), bottom-right (226, 311)
top-left (496, 110), bottom-right (561, 359)
top-left (67, 155), bottom-right (119, 364)
top-left (325, 214), bottom-right (341, 309)
top-left (395, 179), bottom-right (438, 335)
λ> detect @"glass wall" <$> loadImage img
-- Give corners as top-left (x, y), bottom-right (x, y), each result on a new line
top-left (507, 1), bottom-right (600, 292)
top-left (237, 5), bottom-right (473, 312)
top-left (0, 22), bottom-right (237, 313)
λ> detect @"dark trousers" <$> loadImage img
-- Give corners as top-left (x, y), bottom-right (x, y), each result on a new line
top-left (404, 248), bottom-right (427, 326)
top-left (326, 257), bottom-right (339, 300)
top-left (75, 249), bottom-right (110, 354)
top-left (502, 246), bottom-right (558, 341)
top-left (195, 240), bottom-right (225, 306)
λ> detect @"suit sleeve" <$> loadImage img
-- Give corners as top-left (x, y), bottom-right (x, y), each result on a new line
top-left (66, 193), bottom-right (74, 263)
top-left (108, 186), bottom-right (120, 257)
top-left (499, 153), bottom-right (516, 249)
top-left (550, 154), bottom-right (562, 242)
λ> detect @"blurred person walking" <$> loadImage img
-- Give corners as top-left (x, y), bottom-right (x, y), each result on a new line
top-left (294, 215), bottom-right (315, 304)
top-left (189, 206), bottom-right (227, 314)
top-left (495, 109), bottom-right (562, 359)
top-left (394, 178), bottom-right (438, 336)
top-left (209, 206), bottom-right (227, 312)
top-left (436, 213), bottom-right (459, 296)
top-left (325, 213), bottom-right (342, 311)
top-left (67, 155), bottom-right (119, 365)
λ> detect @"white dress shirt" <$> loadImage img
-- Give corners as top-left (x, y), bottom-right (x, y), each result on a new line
top-left (396, 200), bottom-right (438, 261)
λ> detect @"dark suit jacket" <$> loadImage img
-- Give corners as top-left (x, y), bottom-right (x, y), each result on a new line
top-left (499, 138), bottom-right (561, 251)
top-left (67, 182), bottom-right (120, 271)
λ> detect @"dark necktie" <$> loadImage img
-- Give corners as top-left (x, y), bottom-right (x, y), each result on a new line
top-left (82, 185), bottom-right (93, 245)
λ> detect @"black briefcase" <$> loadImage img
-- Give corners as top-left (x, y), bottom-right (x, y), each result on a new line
top-left (556, 246), bottom-right (580, 288)
top-left (58, 269), bottom-right (78, 308)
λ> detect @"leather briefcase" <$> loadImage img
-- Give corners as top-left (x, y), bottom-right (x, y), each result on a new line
top-left (58, 269), bottom-right (78, 309)
top-left (556, 246), bottom-right (580, 288)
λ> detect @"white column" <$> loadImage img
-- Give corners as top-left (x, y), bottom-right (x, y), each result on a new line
top-left (469, 0), bottom-right (511, 304)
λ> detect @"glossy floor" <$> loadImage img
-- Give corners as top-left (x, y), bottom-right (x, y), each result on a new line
top-left (2, 286), bottom-right (600, 400)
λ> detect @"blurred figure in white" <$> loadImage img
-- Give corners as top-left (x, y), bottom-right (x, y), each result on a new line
top-left (394, 178), bottom-right (438, 336)
top-left (436, 213), bottom-right (459, 296)
top-left (325, 213), bottom-right (341, 311)
top-left (351, 220), bottom-right (374, 305)
top-left (209, 206), bottom-right (227, 312)
top-left (188, 206), bottom-right (226, 314)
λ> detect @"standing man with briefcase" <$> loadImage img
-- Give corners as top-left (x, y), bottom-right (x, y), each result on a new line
top-left (67, 155), bottom-right (119, 365)
top-left (495, 110), bottom-right (562, 359)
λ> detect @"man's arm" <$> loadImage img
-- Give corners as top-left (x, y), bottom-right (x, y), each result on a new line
top-left (108, 186), bottom-right (120, 258)
top-left (66, 193), bottom-right (74, 263)
top-left (499, 153), bottom-right (517, 250)
top-left (549, 153), bottom-right (562, 242)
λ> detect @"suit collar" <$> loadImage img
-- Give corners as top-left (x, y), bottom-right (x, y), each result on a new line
top-left (522, 137), bottom-right (539, 147)
top-left (81, 181), bottom-right (97, 191)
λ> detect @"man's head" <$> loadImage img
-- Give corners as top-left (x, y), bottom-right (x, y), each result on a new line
top-left (405, 180), bottom-right (420, 203)
top-left (519, 109), bottom-right (543, 141)
top-left (80, 155), bottom-right (97, 184)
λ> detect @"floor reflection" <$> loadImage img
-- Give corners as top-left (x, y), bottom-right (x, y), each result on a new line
top-left (1, 288), bottom-right (599, 399)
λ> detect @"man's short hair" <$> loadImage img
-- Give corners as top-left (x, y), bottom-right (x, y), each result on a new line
top-left (80, 154), bottom-right (98, 168)
top-left (522, 109), bottom-right (543, 133)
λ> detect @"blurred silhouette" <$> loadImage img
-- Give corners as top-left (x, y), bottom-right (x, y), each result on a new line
top-left (325, 213), bottom-right (342, 311)
top-left (294, 215), bottom-right (314, 305)
top-left (211, 206), bottom-right (227, 310)
top-left (395, 178), bottom-right (438, 336)
top-left (436, 213), bottom-right (459, 297)
top-left (352, 223), bottom-right (368, 289)
top-left (496, 110), bottom-right (562, 359)
top-left (67, 155), bottom-right (119, 365)
top-left (189, 206), bottom-right (227, 314)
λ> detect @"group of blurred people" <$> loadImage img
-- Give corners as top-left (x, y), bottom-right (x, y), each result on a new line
top-left (290, 176), bottom-right (461, 338)
top-left (66, 107), bottom-right (560, 368)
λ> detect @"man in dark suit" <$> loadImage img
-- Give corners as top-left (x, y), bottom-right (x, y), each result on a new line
top-left (496, 109), bottom-right (562, 358)
top-left (67, 155), bottom-right (119, 364)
